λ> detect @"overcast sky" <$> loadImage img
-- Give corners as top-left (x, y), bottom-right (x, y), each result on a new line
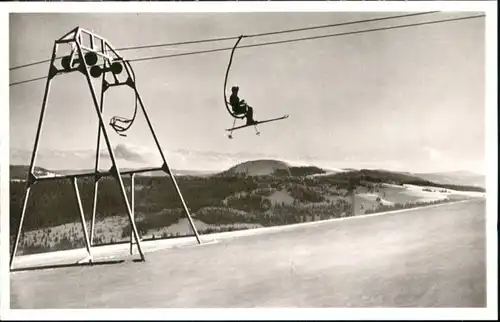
top-left (9, 12), bottom-right (485, 173)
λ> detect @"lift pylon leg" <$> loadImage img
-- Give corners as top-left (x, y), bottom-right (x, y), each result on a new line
top-left (129, 75), bottom-right (202, 244)
top-left (75, 42), bottom-right (146, 261)
top-left (130, 173), bottom-right (136, 255)
top-left (90, 57), bottom-right (108, 247)
top-left (10, 43), bottom-right (59, 270)
top-left (73, 178), bottom-right (93, 262)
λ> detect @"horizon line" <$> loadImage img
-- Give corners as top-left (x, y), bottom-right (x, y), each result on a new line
top-left (8, 160), bottom-right (485, 177)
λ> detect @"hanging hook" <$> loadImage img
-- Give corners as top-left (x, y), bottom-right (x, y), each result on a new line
top-left (109, 60), bottom-right (139, 137)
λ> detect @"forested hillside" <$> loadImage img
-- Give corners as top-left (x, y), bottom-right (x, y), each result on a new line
top-left (10, 162), bottom-right (485, 255)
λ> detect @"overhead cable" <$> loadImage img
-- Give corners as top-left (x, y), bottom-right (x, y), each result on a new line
top-left (9, 11), bottom-right (438, 72)
top-left (9, 14), bottom-right (484, 87)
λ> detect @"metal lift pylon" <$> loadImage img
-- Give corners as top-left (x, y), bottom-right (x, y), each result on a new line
top-left (9, 27), bottom-right (202, 271)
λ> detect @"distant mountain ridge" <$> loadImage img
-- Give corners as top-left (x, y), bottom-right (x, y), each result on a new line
top-left (222, 159), bottom-right (291, 176)
top-left (397, 170), bottom-right (485, 188)
top-left (9, 165), bottom-right (216, 180)
top-left (9, 160), bottom-right (485, 190)
top-left (10, 165), bottom-right (59, 180)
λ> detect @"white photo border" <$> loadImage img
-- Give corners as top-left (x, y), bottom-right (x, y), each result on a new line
top-left (0, 1), bottom-right (497, 320)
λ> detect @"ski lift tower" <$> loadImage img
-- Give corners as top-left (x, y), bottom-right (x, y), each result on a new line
top-left (10, 27), bottom-right (202, 271)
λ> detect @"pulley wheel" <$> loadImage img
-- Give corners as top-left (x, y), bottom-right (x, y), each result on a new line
top-left (61, 56), bottom-right (72, 70)
top-left (90, 66), bottom-right (102, 78)
top-left (111, 62), bottom-right (123, 75)
top-left (84, 52), bottom-right (98, 66)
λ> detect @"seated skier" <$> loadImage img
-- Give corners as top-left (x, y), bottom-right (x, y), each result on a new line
top-left (229, 86), bottom-right (257, 126)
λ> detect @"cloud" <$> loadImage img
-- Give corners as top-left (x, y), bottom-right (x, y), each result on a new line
top-left (114, 144), bottom-right (147, 163)
top-left (418, 146), bottom-right (485, 173)
top-left (99, 143), bottom-right (160, 164)
top-left (423, 146), bottom-right (443, 161)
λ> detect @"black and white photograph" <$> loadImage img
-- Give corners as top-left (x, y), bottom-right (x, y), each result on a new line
top-left (1, 1), bottom-right (498, 319)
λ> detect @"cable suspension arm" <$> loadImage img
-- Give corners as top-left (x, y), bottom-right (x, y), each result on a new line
top-left (223, 35), bottom-right (246, 119)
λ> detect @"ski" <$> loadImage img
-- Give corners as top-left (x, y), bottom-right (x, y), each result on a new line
top-left (225, 114), bottom-right (289, 132)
